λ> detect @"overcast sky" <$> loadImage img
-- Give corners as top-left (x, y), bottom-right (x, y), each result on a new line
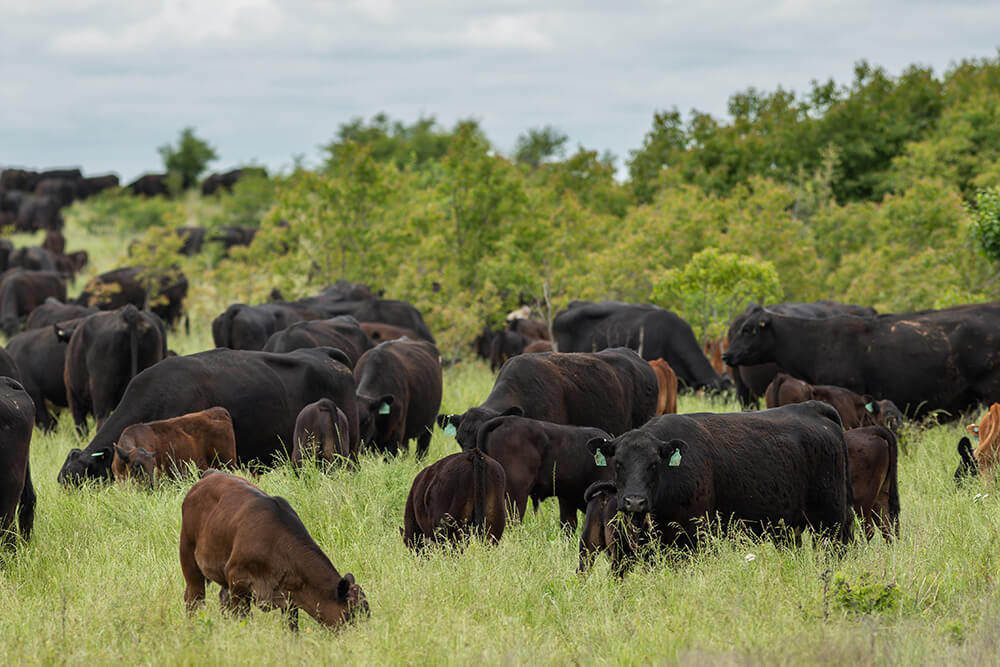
top-left (1, 1), bottom-right (997, 183)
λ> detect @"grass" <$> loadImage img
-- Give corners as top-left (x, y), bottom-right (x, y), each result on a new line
top-left (4, 211), bottom-right (1000, 664)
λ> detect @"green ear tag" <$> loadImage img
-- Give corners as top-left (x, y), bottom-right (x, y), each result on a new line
top-left (668, 448), bottom-right (682, 467)
top-left (92, 451), bottom-right (104, 458)
top-left (594, 448), bottom-right (607, 467)
top-left (444, 423), bottom-right (456, 437)
top-left (865, 402), bottom-right (874, 413)
top-left (378, 402), bottom-right (391, 415)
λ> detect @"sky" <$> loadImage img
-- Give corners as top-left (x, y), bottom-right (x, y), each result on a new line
top-left (1, 1), bottom-right (998, 183)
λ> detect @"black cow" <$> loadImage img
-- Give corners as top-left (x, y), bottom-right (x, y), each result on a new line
top-left (176, 227), bottom-right (206, 256)
top-left (587, 401), bottom-right (853, 560)
top-left (25, 297), bottom-right (97, 329)
top-left (263, 315), bottom-right (373, 366)
top-left (201, 169), bottom-right (247, 196)
top-left (0, 347), bottom-right (19, 383)
top-left (0, 270), bottom-right (67, 336)
top-left (355, 339), bottom-right (442, 458)
top-left (78, 174), bottom-right (120, 199)
top-left (75, 267), bottom-right (188, 328)
top-left (57, 305), bottom-right (167, 431)
top-left (726, 301), bottom-right (879, 407)
top-left (8, 247), bottom-right (57, 273)
top-left (6, 324), bottom-right (72, 430)
top-left (488, 330), bottom-right (539, 372)
top-left (0, 377), bottom-right (36, 545)
top-left (553, 301), bottom-right (729, 392)
top-left (128, 173), bottom-right (169, 197)
top-left (313, 298), bottom-right (435, 343)
top-left (440, 347), bottom-right (658, 451)
top-left (58, 347), bottom-right (358, 484)
top-left (209, 225), bottom-right (258, 254)
top-left (15, 195), bottom-right (63, 231)
top-left (469, 416), bottom-right (612, 530)
top-left (724, 303), bottom-right (1000, 418)
top-left (212, 302), bottom-right (322, 351)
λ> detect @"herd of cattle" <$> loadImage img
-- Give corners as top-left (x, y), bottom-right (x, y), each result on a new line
top-left (3, 222), bottom-right (1000, 628)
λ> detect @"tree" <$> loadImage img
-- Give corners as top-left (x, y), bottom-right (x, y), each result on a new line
top-left (158, 128), bottom-right (218, 191)
top-left (970, 186), bottom-right (1000, 264)
top-left (513, 126), bottom-right (568, 169)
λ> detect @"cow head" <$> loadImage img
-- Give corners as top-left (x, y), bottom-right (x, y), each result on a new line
top-left (589, 432), bottom-right (687, 515)
top-left (955, 436), bottom-right (979, 482)
top-left (722, 305), bottom-right (775, 367)
top-left (113, 445), bottom-right (157, 483)
top-left (439, 406), bottom-right (523, 450)
top-left (357, 393), bottom-right (396, 447)
top-left (58, 446), bottom-right (114, 485)
top-left (316, 573), bottom-right (370, 630)
top-left (875, 399), bottom-right (905, 433)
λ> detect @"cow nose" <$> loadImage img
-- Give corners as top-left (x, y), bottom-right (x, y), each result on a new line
top-left (621, 495), bottom-right (648, 513)
top-left (721, 351), bottom-right (734, 365)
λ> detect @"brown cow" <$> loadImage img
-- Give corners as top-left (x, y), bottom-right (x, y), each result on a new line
top-left (765, 372), bottom-right (902, 431)
top-left (844, 426), bottom-right (900, 541)
top-left (523, 340), bottom-right (553, 354)
top-left (577, 481), bottom-right (646, 576)
top-left (962, 403), bottom-right (1000, 480)
top-left (112, 407), bottom-right (237, 482)
top-left (703, 337), bottom-right (729, 376)
top-left (292, 399), bottom-right (352, 466)
top-left (648, 358), bottom-right (678, 415)
top-left (180, 470), bottom-right (368, 630)
top-left (402, 449), bottom-right (506, 549)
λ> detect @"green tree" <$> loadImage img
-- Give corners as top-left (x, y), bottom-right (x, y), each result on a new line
top-left (158, 127), bottom-right (218, 190)
top-left (513, 126), bottom-right (568, 169)
top-left (969, 186), bottom-right (1000, 264)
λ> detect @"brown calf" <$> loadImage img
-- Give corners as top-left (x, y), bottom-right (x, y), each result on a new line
top-left (703, 337), bottom-right (729, 376)
top-left (522, 340), bottom-right (553, 354)
top-left (292, 399), bottom-right (351, 465)
top-left (648, 358), bottom-right (678, 415)
top-left (179, 470), bottom-right (368, 630)
top-left (112, 407), bottom-right (237, 482)
top-left (844, 425), bottom-right (900, 541)
top-left (402, 449), bottom-right (506, 548)
top-left (766, 372), bottom-right (902, 431)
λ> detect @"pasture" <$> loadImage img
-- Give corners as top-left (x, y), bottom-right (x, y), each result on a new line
top-left (1, 346), bottom-right (998, 664)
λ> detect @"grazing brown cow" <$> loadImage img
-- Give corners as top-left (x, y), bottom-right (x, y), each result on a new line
top-left (648, 358), bottom-right (678, 415)
top-left (523, 340), bottom-right (553, 354)
top-left (959, 403), bottom-right (1000, 480)
top-left (359, 321), bottom-right (420, 344)
top-left (402, 449), bottom-right (506, 548)
top-left (765, 372), bottom-right (902, 431)
top-left (470, 415), bottom-right (612, 530)
top-left (180, 470), bottom-right (368, 630)
top-left (844, 426), bottom-right (900, 541)
top-left (576, 481), bottom-right (648, 575)
top-left (112, 407), bottom-right (237, 482)
top-left (292, 399), bottom-right (352, 465)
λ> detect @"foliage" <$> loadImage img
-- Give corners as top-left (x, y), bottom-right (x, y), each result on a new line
top-left (653, 248), bottom-right (783, 341)
top-left (125, 225), bottom-right (187, 308)
top-left (513, 126), bottom-right (568, 168)
top-left (969, 186), bottom-right (1000, 264)
top-left (65, 187), bottom-right (184, 233)
top-left (824, 571), bottom-right (902, 617)
top-left (158, 127), bottom-right (218, 190)
top-left (204, 168), bottom-right (276, 229)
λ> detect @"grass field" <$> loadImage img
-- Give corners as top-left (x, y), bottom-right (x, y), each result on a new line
top-left (1, 350), bottom-right (999, 665)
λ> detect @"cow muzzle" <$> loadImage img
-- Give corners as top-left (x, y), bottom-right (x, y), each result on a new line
top-left (620, 494), bottom-right (649, 513)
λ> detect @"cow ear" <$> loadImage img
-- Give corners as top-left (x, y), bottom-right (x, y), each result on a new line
top-left (114, 445), bottom-right (130, 462)
top-left (337, 573), bottom-right (356, 602)
top-left (658, 438), bottom-right (687, 465)
top-left (586, 437), bottom-right (615, 459)
top-left (501, 405), bottom-right (524, 417)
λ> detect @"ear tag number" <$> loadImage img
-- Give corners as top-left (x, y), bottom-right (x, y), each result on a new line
top-left (378, 403), bottom-right (391, 415)
top-left (669, 449), bottom-right (682, 467)
top-left (865, 402), bottom-right (874, 413)
top-left (443, 423), bottom-right (456, 437)
top-left (594, 448), bottom-right (607, 467)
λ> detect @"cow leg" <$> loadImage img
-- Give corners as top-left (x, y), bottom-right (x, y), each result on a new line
top-left (179, 538), bottom-right (206, 611)
top-left (415, 430), bottom-right (432, 460)
top-left (67, 392), bottom-right (89, 436)
top-left (558, 497), bottom-right (579, 534)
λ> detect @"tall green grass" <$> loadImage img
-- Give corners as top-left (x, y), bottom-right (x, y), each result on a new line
top-left (2, 365), bottom-right (999, 665)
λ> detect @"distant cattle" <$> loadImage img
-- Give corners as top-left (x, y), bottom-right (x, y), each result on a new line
top-left (439, 347), bottom-right (658, 451)
top-left (180, 470), bottom-right (368, 630)
top-left (15, 195), bottom-right (63, 231)
top-left (469, 416), bottom-right (612, 530)
top-left (488, 330), bottom-right (538, 372)
top-left (844, 426), bottom-right (900, 541)
top-left (201, 169), bottom-right (249, 196)
top-left (212, 302), bottom-right (322, 351)
top-left (589, 401), bottom-right (853, 563)
top-left (8, 246), bottom-right (57, 272)
top-left (292, 399), bottom-right (353, 466)
top-left (508, 316), bottom-right (550, 340)
top-left (209, 225), bottom-right (258, 254)
top-left (725, 303), bottom-right (1000, 418)
top-left (725, 301), bottom-right (879, 407)
top-left (58, 305), bottom-right (167, 431)
top-left (0, 270), bottom-right (67, 336)
top-left (0, 377), bottom-right (36, 546)
top-left (24, 297), bottom-right (96, 330)
top-left (176, 227), bottom-right (206, 256)
top-left (402, 449), bottom-right (506, 548)
top-left (128, 173), bottom-right (169, 197)
top-left (6, 324), bottom-right (72, 429)
top-left (648, 359), bottom-right (678, 415)
top-left (765, 373), bottom-right (904, 431)
top-left (78, 174), bottom-right (119, 199)
top-left (553, 300), bottom-right (730, 392)
top-left (58, 347), bottom-right (358, 484)
top-left (263, 315), bottom-right (373, 366)
top-left (112, 407), bottom-right (237, 482)
top-left (355, 339), bottom-right (442, 458)
top-left (75, 266), bottom-right (188, 328)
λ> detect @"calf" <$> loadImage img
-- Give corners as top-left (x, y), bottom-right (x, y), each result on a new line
top-left (577, 482), bottom-right (648, 575)
top-left (469, 415), bottom-right (611, 530)
top-left (402, 449), bottom-right (506, 548)
top-left (766, 372), bottom-right (902, 431)
top-left (180, 470), bottom-right (368, 630)
top-left (292, 399), bottom-right (352, 465)
top-left (112, 407), bottom-right (237, 482)
top-left (355, 339), bottom-right (442, 458)
top-left (0, 377), bottom-right (36, 545)
top-left (648, 358), bottom-right (678, 415)
top-left (440, 347), bottom-right (658, 452)
top-left (589, 401), bottom-right (853, 561)
top-left (844, 426), bottom-right (900, 541)
top-left (955, 403), bottom-right (1000, 481)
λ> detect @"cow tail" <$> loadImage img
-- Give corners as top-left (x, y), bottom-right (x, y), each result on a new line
top-left (124, 305), bottom-right (140, 381)
top-left (881, 425), bottom-right (901, 535)
top-left (471, 449), bottom-right (487, 535)
top-left (18, 461), bottom-right (36, 540)
top-left (474, 417), bottom-right (505, 453)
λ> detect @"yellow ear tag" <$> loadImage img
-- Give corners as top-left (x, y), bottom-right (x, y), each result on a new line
top-left (669, 449), bottom-right (681, 467)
